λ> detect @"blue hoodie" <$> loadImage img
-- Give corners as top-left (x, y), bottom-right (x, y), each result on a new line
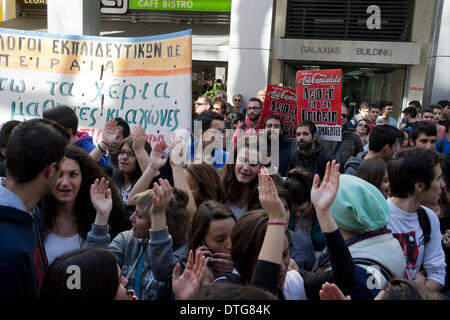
top-left (0, 184), bottom-right (47, 300)
top-left (74, 131), bottom-right (108, 168)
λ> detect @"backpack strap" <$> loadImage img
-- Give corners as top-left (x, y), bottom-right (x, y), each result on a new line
top-left (352, 258), bottom-right (393, 282)
top-left (438, 137), bottom-right (445, 153)
top-left (417, 207), bottom-right (431, 245)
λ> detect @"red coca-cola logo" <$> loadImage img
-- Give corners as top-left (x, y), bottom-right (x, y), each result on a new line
top-left (267, 90), bottom-right (297, 102)
top-left (298, 73), bottom-right (341, 86)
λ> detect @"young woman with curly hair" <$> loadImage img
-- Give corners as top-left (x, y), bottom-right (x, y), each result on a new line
top-left (40, 145), bottom-right (128, 265)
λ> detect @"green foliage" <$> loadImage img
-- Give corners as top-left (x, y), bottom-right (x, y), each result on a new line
top-left (202, 82), bottom-right (223, 104)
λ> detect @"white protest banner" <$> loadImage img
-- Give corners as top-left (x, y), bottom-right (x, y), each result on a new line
top-left (0, 27), bottom-right (192, 144)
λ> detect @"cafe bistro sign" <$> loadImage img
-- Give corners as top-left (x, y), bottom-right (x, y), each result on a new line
top-left (18, 0), bottom-right (231, 14)
top-left (277, 38), bottom-right (421, 65)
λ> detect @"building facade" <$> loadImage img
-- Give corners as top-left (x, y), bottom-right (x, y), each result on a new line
top-left (1, 0), bottom-right (449, 120)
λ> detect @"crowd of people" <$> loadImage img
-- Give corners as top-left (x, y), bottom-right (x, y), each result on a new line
top-left (0, 89), bottom-right (449, 302)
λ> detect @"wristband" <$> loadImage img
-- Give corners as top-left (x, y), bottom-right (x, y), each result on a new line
top-left (149, 164), bottom-right (160, 171)
top-left (98, 141), bottom-right (107, 153)
top-left (267, 222), bottom-right (286, 226)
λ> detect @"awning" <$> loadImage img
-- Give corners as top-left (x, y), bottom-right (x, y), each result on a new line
top-left (0, 17), bottom-right (230, 62)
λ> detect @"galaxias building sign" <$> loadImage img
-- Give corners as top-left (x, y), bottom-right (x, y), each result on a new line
top-left (259, 85), bottom-right (298, 140)
top-left (296, 69), bottom-right (342, 142)
top-left (0, 27), bottom-right (192, 144)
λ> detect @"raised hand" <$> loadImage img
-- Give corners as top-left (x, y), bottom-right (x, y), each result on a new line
top-left (149, 178), bottom-right (172, 217)
top-left (311, 160), bottom-right (340, 213)
top-left (168, 134), bottom-right (187, 167)
top-left (150, 139), bottom-right (169, 170)
top-left (102, 119), bottom-right (119, 147)
top-left (258, 166), bottom-right (285, 222)
top-left (131, 125), bottom-right (147, 152)
top-left (319, 282), bottom-right (351, 300)
top-left (90, 178), bottom-right (112, 227)
top-left (172, 250), bottom-right (206, 300)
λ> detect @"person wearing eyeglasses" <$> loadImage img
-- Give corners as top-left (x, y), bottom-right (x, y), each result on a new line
top-left (194, 96), bottom-right (212, 116)
top-left (233, 94), bottom-right (245, 115)
top-left (322, 104), bottom-right (363, 172)
top-left (355, 119), bottom-right (370, 151)
top-left (232, 97), bottom-right (263, 144)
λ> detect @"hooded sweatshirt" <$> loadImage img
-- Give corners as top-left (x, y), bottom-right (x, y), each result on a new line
top-left (74, 131), bottom-right (108, 168)
top-left (86, 224), bottom-right (188, 300)
top-left (345, 228), bottom-right (406, 299)
top-left (0, 184), bottom-right (47, 300)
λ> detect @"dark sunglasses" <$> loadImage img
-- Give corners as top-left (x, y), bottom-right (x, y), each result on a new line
top-left (341, 114), bottom-right (348, 119)
top-left (234, 99), bottom-right (241, 102)
top-left (358, 123), bottom-right (369, 128)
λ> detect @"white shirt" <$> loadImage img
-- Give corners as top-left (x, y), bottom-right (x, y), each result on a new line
top-left (45, 232), bottom-right (83, 266)
top-left (387, 199), bottom-right (446, 285)
top-left (225, 202), bottom-right (248, 220)
top-left (282, 270), bottom-right (307, 300)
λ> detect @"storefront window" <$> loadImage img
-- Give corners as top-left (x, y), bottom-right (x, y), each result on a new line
top-left (283, 63), bottom-right (406, 120)
top-left (192, 61), bottom-right (228, 99)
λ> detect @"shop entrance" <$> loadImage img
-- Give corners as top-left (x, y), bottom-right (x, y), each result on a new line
top-left (192, 61), bottom-right (228, 100)
top-left (283, 63), bottom-right (406, 121)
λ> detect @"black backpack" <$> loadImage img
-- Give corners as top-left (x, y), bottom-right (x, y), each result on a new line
top-left (417, 207), bottom-right (431, 245)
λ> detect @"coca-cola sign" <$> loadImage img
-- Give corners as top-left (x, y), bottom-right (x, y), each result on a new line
top-left (296, 69), bottom-right (342, 142)
top-left (297, 72), bottom-right (341, 86)
top-left (259, 85), bottom-right (298, 140)
top-left (266, 89), bottom-right (297, 102)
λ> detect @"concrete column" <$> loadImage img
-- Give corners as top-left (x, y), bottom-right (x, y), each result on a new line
top-left (270, 0), bottom-right (287, 86)
top-left (423, 0), bottom-right (450, 106)
top-left (1, 0), bottom-right (16, 21)
top-left (47, 0), bottom-right (100, 36)
top-left (226, 0), bottom-right (275, 105)
top-left (403, 0), bottom-right (435, 108)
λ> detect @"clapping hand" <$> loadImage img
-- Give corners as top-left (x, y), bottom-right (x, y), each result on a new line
top-left (90, 178), bottom-right (112, 227)
top-left (172, 250), bottom-right (206, 300)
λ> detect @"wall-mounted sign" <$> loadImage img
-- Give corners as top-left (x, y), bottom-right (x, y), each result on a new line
top-left (129, 0), bottom-right (231, 12)
top-left (101, 0), bottom-right (128, 14)
top-left (277, 38), bottom-right (421, 65)
top-left (17, 0), bottom-right (232, 14)
top-left (0, 27), bottom-right (192, 144)
top-left (16, 0), bottom-right (47, 7)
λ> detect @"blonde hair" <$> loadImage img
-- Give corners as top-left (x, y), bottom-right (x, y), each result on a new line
top-left (130, 190), bottom-right (154, 215)
top-left (129, 187), bottom-right (189, 249)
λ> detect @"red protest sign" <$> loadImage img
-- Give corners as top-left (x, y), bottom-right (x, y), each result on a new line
top-left (296, 69), bottom-right (342, 141)
top-left (259, 85), bottom-right (298, 139)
